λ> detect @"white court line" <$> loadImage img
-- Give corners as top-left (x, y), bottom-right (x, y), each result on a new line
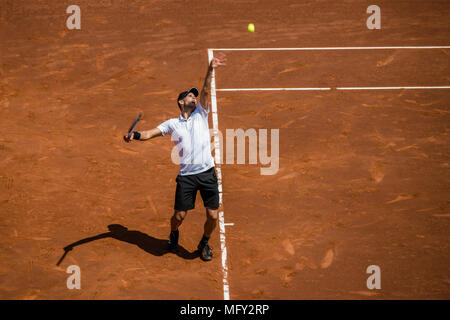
top-left (211, 46), bottom-right (450, 51)
top-left (208, 49), bottom-right (230, 301)
top-left (337, 86), bottom-right (450, 90)
top-left (217, 86), bottom-right (450, 91)
top-left (217, 88), bottom-right (331, 91)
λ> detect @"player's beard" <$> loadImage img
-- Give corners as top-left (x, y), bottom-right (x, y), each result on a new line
top-left (186, 100), bottom-right (196, 109)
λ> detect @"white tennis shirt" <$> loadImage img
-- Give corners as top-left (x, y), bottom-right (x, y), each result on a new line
top-left (157, 103), bottom-right (215, 176)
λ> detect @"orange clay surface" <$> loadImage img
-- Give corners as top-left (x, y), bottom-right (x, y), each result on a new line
top-left (0, 0), bottom-right (449, 299)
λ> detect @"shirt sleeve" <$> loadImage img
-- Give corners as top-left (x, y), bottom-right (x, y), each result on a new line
top-left (156, 119), bottom-right (173, 136)
top-left (196, 102), bottom-right (210, 118)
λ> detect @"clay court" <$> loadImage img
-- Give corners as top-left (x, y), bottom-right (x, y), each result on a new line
top-left (0, 0), bottom-right (449, 299)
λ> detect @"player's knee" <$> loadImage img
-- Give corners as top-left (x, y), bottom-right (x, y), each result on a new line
top-left (174, 210), bottom-right (187, 221)
top-left (206, 208), bottom-right (218, 221)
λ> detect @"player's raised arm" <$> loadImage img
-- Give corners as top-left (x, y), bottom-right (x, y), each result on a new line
top-left (199, 53), bottom-right (227, 110)
top-left (123, 128), bottom-right (162, 142)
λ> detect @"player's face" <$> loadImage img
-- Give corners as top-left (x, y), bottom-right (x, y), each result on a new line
top-left (184, 92), bottom-right (197, 108)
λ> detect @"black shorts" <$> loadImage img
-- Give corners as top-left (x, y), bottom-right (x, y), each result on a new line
top-left (174, 167), bottom-right (220, 211)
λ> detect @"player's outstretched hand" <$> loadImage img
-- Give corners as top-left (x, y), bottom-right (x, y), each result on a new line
top-left (211, 52), bottom-right (227, 68)
top-left (123, 133), bottom-right (133, 143)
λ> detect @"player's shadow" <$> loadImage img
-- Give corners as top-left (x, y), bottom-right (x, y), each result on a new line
top-left (56, 224), bottom-right (199, 266)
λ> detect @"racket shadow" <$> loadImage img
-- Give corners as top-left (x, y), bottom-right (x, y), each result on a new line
top-left (57, 224), bottom-right (199, 266)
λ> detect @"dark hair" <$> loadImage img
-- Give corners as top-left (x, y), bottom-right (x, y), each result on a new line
top-left (177, 87), bottom-right (198, 110)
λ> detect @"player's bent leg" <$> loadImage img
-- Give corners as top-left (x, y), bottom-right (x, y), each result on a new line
top-left (196, 167), bottom-right (219, 261)
top-left (171, 210), bottom-right (187, 230)
top-left (204, 207), bottom-right (218, 238)
top-left (198, 207), bottom-right (218, 261)
top-left (168, 210), bottom-right (187, 252)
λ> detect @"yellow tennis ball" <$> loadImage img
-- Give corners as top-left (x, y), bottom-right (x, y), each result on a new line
top-left (248, 23), bottom-right (255, 33)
